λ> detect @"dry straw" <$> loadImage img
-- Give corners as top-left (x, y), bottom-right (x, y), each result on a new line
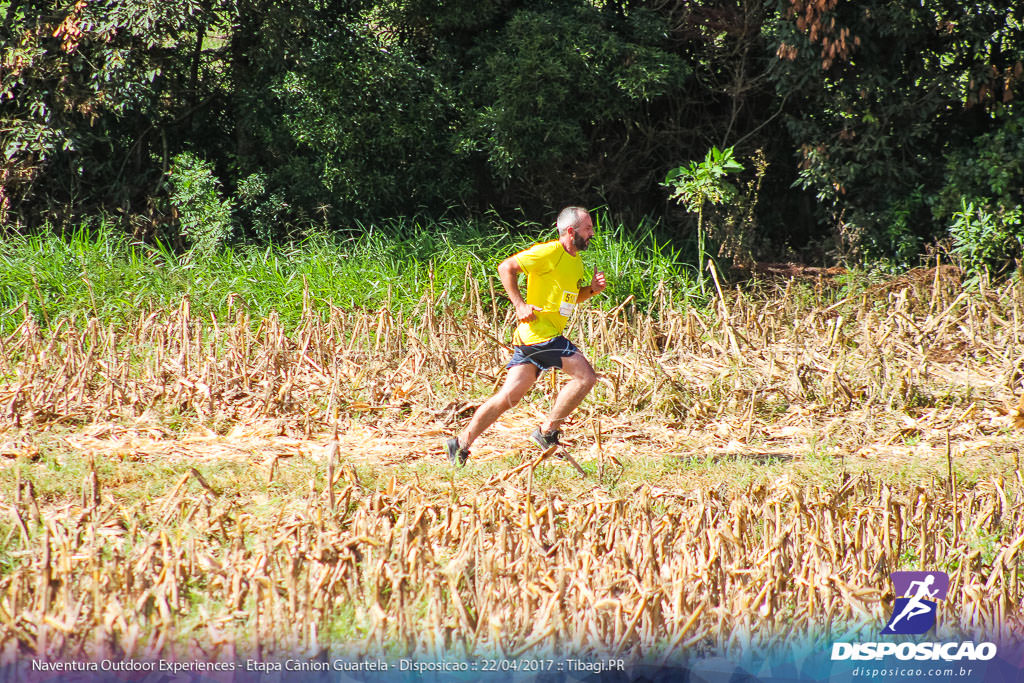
top-left (1, 470), bottom-right (1022, 660)
top-left (1, 265), bottom-right (1023, 660)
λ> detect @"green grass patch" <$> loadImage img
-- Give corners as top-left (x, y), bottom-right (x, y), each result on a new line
top-left (0, 215), bottom-right (701, 335)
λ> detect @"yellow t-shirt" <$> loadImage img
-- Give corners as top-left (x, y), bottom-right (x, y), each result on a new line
top-left (513, 240), bottom-right (586, 345)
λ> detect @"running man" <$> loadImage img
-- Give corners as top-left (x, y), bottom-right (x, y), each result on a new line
top-left (886, 575), bottom-right (939, 630)
top-left (445, 207), bottom-right (607, 465)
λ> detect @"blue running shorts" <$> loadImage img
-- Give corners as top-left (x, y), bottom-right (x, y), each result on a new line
top-left (506, 336), bottom-right (579, 371)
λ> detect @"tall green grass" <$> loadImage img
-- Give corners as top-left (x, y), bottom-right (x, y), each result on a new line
top-left (0, 215), bottom-right (701, 334)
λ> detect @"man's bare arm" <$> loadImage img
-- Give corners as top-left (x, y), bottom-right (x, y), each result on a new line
top-left (577, 271), bottom-right (607, 304)
top-left (498, 256), bottom-right (541, 322)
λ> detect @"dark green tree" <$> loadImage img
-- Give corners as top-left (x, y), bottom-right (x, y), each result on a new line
top-left (1, 0), bottom-right (227, 231)
top-left (227, 0), bottom-right (469, 234)
top-left (766, 0), bottom-right (1024, 263)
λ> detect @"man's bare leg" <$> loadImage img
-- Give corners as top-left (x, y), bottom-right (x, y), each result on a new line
top-left (540, 353), bottom-right (597, 434)
top-left (457, 364), bottom-right (539, 449)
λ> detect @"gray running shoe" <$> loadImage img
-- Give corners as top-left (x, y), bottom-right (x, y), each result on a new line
top-left (445, 437), bottom-right (470, 466)
top-left (529, 427), bottom-right (561, 450)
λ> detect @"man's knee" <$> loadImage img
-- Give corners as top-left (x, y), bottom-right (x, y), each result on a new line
top-left (571, 364), bottom-right (597, 391)
top-left (562, 354), bottom-right (597, 390)
top-left (497, 373), bottom-right (536, 408)
top-left (502, 389), bottom-right (526, 409)
top-left (580, 369), bottom-right (597, 391)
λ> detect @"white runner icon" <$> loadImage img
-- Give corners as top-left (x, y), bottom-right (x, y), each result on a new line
top-left (887, 574), bottom-right (939, 630)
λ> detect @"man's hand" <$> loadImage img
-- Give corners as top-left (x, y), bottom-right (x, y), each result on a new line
top-left (590, 271), bottom-right (607, 295)
top-left (515, 301), bottom-right (542, 323)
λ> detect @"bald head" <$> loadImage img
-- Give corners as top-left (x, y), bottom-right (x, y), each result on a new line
top-left (556, 207), bottom-right (590, 236)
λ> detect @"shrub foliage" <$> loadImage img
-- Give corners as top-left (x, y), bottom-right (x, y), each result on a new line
top-left (2, 0), bottom-right (1022, 270)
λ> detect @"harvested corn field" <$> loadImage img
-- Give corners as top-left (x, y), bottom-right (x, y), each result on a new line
top-left (2, 469), bottom-right (1023, 662)
top-left (1, 267), bottom-right (1023, 662)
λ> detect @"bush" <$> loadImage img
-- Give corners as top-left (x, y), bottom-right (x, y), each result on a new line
top-left (167, 153), bottom-right (233, 258)
top-left (949, 199), bottom-right (1023, 275)
top-left (938, 110), bottom-right (1024, 274)
top-left (236, 173), bottom-right (287, 243)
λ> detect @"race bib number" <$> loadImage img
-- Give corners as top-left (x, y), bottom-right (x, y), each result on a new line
top-left (559, 290), bottom-right (578, 316)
